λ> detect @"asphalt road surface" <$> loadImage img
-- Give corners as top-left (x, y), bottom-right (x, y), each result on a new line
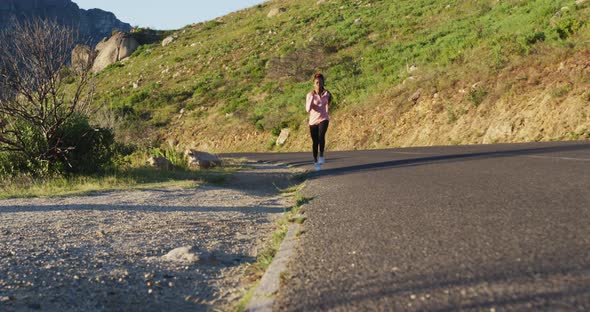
top-left (227, 141), bottom-right (590, 311)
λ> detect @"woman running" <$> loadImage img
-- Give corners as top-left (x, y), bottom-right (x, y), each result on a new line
top-left (305, 73), bottom-right (331, 171)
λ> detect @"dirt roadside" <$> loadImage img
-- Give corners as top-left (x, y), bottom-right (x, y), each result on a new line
top-left (0, 161), bottom-right (299, 311)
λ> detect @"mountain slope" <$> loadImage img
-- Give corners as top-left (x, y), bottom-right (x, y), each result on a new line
top-left (0, 0), bottom-right (131, 45)
top-left (91, 0), bottom-right (590, 152)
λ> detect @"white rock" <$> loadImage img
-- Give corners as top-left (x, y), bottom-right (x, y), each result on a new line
top-left (162, 36), bottom-right (175, 47)
top-left (92, 32), bottom-right (139, 72)
top-left (146, 156), bottom-right (172, 170)
top-left (185, 150), bottom-right (222, 169)
top-left (276, 128), bottom-right (291, 146)
top-left (162, 246), bottom-right (199, 263)
top-left (267, 7), bottom-right (287, 17)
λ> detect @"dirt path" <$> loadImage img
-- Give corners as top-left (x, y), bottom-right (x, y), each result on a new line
top-left (0, 161), bottom-right (297, 311)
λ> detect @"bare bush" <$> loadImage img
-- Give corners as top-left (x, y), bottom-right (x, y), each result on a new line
top-left (0, 18), bottom-right (96, 173)
top-left (266, 43), bottom-right (328, 82)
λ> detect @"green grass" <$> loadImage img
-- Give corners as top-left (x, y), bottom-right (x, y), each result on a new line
top-left (87, 0), bottom-right (589, 150)
top-left (0, 158), bottom-right (241, 199)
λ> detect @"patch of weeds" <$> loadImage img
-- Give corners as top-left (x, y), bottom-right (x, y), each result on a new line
top-left (553, 17), bottom-right (583, 40)
top-left (267, 137), bottom-right (277, 150)
top-left (234, 183), bottom-right (310, 310)
top-left (0, 166), bottom-right (221, 199)
top-left (446, 106), bottom-right (457, 124)
top-left (279, 271), bottom-right (291, 287)
top-left (468, 86), bottom-right (488, 107)
top-left (565, 130), bottom-right (590, 140)
top-left (104, 62), bottom-right (125, 72)
top-left (294, 193), bottom-right (311, 207)
top-left (234, 287), bottom-right (256, 312)
top-left (290, 171), bottom-right (309, 183)
top-left (551, 83), bottom-right (573, 98)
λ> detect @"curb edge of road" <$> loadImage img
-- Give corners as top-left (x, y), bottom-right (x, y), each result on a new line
top-left (246, 223), bottom-right (301, 312)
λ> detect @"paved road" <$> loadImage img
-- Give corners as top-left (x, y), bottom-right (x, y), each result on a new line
top-left (227, 141), bottom-right (590, 311)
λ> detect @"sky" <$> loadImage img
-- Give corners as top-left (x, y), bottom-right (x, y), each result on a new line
top-left (74, 0), bottom-right (268, 30)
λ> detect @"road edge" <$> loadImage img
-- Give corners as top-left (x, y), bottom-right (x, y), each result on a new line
top-left (246, 223), bottom-right (301, 312)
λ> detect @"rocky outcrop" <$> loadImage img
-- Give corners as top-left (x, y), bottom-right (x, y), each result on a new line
top-left (0, 0), bottom-right (131, 45)
top-left (162, 36), bottom-right (176, 47)
top-left (92, 32), bottom-right (139, 72)
top-left (71, 44), bottom-right (95, 71)
top-left (185, 150), bottom-right (222, 169)
top-left (146, 156), bottom-right (172, 170)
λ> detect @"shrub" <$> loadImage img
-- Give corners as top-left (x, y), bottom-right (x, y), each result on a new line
top-left (554, 17), bottom-right (583, 40)
top-left (266, 43), bottom-right (328, 82)
top-left (104, 62), bottom-right (125, 71)
top-left (0, 114), bottom-right (116, 176)
top-left (148, 147), bottom-right (188, 170)
top-left (551, 83), bottom-right (573, 97)
top-left (468, 86), bottom-right (488, 107)
top-left (56, 114), bottom-right (116, 174)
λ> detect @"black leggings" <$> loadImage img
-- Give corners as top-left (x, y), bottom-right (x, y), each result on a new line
top-left (309, 120), bottom-right (329, 162)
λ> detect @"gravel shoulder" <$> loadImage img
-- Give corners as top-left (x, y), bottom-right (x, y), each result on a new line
top-left (0, 161), bottom-right (298, 311)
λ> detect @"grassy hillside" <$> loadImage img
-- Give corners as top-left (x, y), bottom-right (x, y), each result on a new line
top-left (90, 0), bottom-right (590, 153)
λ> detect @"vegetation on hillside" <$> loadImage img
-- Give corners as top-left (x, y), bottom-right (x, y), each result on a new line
top-left (89, 0), bottom-right (589, 151)
top-left (0, 19), bottom-right (115, 177)
top-left (0, 20), bottom-right (231, 194)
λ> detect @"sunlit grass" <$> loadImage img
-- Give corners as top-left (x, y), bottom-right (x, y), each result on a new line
top-left (0, 158), bottom-right (243, 199)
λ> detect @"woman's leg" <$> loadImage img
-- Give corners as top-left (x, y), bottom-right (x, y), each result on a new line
top-left (318, 120), bottom-right (329, 157)
top-left (309, 124), bottom-right (319, 162)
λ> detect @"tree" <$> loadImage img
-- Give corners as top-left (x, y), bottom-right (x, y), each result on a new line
top-left (0, 18), bottom-right (111, 175)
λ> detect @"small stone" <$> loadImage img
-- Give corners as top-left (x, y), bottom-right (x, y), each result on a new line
top-left (410, 294), bottom-right (417, 300)
top-left (0, 296), bottom-right (14, 302)
top-left (148, 289), bottom-right (153, 294)
top-left (147, 281), bottom-right (154, 287)
top-left (162, 246), bottom-right (199, 263)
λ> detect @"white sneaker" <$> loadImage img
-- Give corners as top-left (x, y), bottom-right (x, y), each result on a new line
top-left (314, 163), bottom-right (321, 171)
top-left (318, 157), bottom-right (325, 165)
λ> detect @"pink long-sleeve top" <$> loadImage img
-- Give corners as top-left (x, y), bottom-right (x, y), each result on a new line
top-left (305, 89), bottom-right (331, 126)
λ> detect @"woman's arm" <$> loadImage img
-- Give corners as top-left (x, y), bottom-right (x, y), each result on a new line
top-left (305, 92), bottom-right (313, 113)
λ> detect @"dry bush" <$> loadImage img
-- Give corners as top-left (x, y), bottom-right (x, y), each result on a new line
top-left (0, 18), bottom-right (101, 174)
top-left (266, 43), bottom-right (328, 82)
